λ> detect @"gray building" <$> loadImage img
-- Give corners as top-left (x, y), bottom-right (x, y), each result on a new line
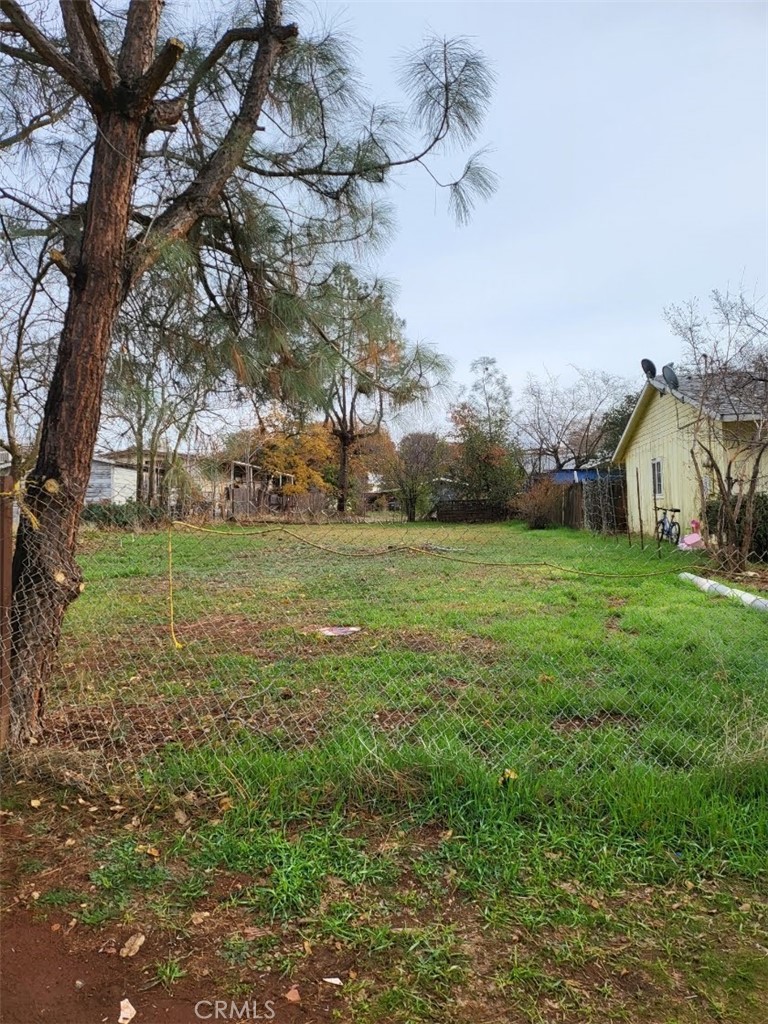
top-left (85, 458), bottom-right (137, 504)
top-left (1, 452), bottom-right (137, 505)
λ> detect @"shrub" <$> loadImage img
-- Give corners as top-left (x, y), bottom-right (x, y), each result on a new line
top-left (513, 478), bottom-right (563, 529)
top-left (81, 500), bottom-right (166, 530)
top-left (705, 493), bottom-right (768, 560)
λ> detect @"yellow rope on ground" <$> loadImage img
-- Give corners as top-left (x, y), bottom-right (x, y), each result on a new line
top-left (172, 520), bottom-right (687, 574)
top-left (164, 519), bottom-right (694, 647)
top-left (398, 547), bottom-right (688, 578)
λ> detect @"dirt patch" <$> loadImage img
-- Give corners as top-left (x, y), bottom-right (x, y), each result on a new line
top-left (394, 628), bottom-right (501, 664)
top-left (7, 692), bottom-right (331, 794)
top-left (57, 617), bottom-right (372, 685)
top-left (0, 908), bottom-right (348, 1024)
top-left (43, 691), bottom-right (329, 754)
top-left (425, 677), bottom-right (471, 703)
top-left (370, 708), bottom-right (426, 732)
top-left (552, 712), bottom-right (640, 734)
top-left (607, 596), bottom-right (629, 608)
top-left (605, 615), bottom-right (639, 637)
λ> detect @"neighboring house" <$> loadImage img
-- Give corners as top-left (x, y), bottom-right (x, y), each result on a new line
top-left (85, 458), bottom-right (138, 505)
top-left (536, 467), bottom-right (602, 486)
top-left (106, 447), bottom-right (218, 508)
top-left (613, 369), bottom-right (768, 535)
top-left (0, 451), bottom-right (137, 505)
top-left (105, 446), bottom-right (176, 499)
top-left (221, 459), bottom-right (298, 516)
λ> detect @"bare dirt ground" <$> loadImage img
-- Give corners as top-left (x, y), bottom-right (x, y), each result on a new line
top-left (0, 817), bottom-right (344, 1024)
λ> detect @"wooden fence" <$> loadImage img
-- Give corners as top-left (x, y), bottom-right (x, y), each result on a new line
top-left (560, 485), bottom-right (584, 529)
top-left (434, 500), bottom-right (510, 524)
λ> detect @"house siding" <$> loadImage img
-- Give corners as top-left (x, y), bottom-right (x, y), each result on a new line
top-left (111, 465), bottom-right (137, 504)
top-left (618, 385), bottom-right (768, 536)
top-left (85, 461), bottom-right (114, 504)
top-left (85, 460), bottom-right (137, 505)
top-left (622, 389), bottom-right (703, 535)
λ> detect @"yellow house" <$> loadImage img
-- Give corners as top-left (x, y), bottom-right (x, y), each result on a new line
top-left (613, 369), bottom-right (768, 537)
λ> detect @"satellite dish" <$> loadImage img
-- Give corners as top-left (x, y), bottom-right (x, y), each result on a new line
top-left (662, 364), bottom-right (679, 390)
top-left (641, 358), bottom-right (657, 379)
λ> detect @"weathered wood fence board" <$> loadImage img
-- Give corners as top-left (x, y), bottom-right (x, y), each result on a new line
top-left (434, 500), bottom-right (509, 523)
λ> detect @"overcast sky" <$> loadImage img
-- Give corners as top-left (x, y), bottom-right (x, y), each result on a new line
top-left (295, 0), bottom-right (767, 402)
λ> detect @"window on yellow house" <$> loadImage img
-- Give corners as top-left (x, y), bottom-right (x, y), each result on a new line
top-left (651, 458), bottom-right (663, 498)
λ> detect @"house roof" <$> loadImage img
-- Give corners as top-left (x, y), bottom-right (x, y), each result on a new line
top-left (91, 457), bottom-right (138, 470)
top-left (613, 371), bottom-right (767, 464)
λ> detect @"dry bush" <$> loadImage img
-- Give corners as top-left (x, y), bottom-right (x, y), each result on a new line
top-left (513, 478), bottom-right (563, 529)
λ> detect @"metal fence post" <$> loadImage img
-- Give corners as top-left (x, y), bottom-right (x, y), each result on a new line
top-left (0, 475), bottom-right (12, 749)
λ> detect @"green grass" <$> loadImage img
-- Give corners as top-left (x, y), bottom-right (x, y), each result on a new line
top-left (63, 522), bottom-right (768, 879)
top-left (23, 521), bottom-right (768, 1021)
top-left (153, 956), bottom-right (187, 990)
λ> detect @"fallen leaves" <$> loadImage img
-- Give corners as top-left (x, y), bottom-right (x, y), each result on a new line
top-left (135, 844), bottom-right (160, 859)
top-left (119, 933), bottom-right (146, 958)
top-left (118, 998), bottom-right (136, 1023)
top-left (284, 986), bottom-right (301, 1003)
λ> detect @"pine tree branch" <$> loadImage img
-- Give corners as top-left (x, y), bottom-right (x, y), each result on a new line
top-left (130, 13), bottom-right (298, 281)
top-left (0, 39), bottom-right (46, 64)
top-left (0, 96), bottom-right (75, 149)
top-left (136, 36), bottom-right (185, 111)
top-left (118, 0), bottom-right (163, 81)
top-left (0, 0), bottom-right (90, 96)
top-left (70, 0), bottom-right (118, 93)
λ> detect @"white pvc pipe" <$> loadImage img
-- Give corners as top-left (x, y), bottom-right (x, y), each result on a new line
top-left (679, 573), bottom-right (768, 613)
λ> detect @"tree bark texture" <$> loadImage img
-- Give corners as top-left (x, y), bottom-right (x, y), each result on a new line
top-left (6, 0), bottom-right (297, 745)
top-left (10, 111), bottom-right (144, 743)
top-left (337, 437), bottom-right (351, 512)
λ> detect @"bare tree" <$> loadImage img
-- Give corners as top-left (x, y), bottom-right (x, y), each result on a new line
top-left (104, 277), bottom-right (220, 505)
top-left (0, 234), bottom-right (60, 477)
top-left (0, 0), bottom-right (494, 743)
top-left (515, 369), bottom-right (628, 473)
top-left (665, 290), bottom-right (768, 568)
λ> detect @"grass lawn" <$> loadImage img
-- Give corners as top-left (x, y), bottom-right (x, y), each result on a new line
top-left (2, 521), bottom-right (767, 1023)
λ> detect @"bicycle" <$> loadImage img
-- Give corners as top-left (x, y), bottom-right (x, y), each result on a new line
top-left (655, 506), bottom-right (681, 545)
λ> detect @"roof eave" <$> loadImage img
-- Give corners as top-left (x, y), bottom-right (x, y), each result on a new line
top-left (612, 380), bottom-right (661, 463)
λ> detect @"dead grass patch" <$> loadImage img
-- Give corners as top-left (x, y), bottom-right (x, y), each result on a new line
top-left (552, 712), bottom-right (640, 734)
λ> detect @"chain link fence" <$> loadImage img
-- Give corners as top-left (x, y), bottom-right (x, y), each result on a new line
top-left (2, 478), bottom-right (767, 811)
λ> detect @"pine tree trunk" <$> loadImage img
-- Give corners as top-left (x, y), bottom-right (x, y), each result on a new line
top-left (337, 439), bottom-right (351, 512)
top-left (9, 112), bottom-right (143, 744)
top-left (5, 0), bottom-right (297, 746)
